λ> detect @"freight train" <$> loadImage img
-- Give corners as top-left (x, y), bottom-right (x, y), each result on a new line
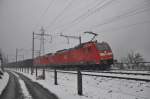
top-left (34, 41), bottom-right (113, 70)
top-left (6, 41), bottom-right (113, 70)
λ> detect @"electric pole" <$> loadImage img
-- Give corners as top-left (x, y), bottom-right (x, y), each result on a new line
top-left (60, 33), bottom-right (82, 95)
top-left (16, 48), bottom-right (18, 63)
top-left (32, 27), bottom-right (52, 76)
top-left (32, 32), bottom-right (35, 74)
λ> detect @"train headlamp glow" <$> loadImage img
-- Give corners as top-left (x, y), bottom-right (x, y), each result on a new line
top-left (100, 52), bottom-right (112, 56)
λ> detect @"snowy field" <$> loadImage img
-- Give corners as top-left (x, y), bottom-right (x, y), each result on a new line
top-left (0, 71), bottom-right (9, 95)
top-left (14, 69), bottom-right (150, 99)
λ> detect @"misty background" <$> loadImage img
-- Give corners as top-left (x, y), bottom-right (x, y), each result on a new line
top-left (0, 0), bottom-right (150, 62)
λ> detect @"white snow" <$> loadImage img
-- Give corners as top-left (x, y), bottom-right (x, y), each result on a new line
top-left (14, 69), bottom-right (150, 99)
top-left (0, 72), bottom-right (9, 95)
top-left (18, 78), bottom-right (32, 99)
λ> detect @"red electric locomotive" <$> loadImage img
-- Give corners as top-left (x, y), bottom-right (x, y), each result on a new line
top-left (34, 41), bottom-right (113, 70)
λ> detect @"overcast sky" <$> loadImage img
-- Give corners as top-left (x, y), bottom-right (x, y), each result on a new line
top-left (0, 0), bottom-right (150, 62)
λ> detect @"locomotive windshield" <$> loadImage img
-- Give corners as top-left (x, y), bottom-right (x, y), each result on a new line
top-left (96, 42), bottom-right (111, 51)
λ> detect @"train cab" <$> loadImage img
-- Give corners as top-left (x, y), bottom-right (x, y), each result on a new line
top-left (96, 42), bottom-right (113, 65)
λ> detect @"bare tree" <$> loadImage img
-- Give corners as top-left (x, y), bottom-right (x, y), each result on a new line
top-left (126, 50), bottom-right (144, 63)
top-left (120, 50), bottom-right (144, 70)
top-left (127, 51), bottom-right (144, 69)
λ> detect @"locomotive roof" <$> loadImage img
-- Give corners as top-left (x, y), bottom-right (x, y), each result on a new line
top-left (35, 40), bottom-right (108, 57)
top-left (55, 41), bottom-right (97, 53)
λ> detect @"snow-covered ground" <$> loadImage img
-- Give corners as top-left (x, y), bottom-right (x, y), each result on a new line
top-left (11, 72), bottom-right (32, 99)
top-left (13, 69), bottom-right (150, 99)
top-left (0, 72), bottom-right (9, 95)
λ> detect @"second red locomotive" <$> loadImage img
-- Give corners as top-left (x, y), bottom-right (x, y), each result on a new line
top-left (34, 41), bottom-right (113, 70)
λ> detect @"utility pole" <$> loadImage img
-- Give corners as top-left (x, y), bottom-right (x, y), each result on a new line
top-left (16, 48), bottom-right (18, 70)
top-left (15, 48), bottom-right (25, 70)
top-left (40, 27), bottom-right (45, 55)
top-left (7, 55), bottom-right (8, 63)
top-left (16, 48), bottom-right (18, 63)
top-left (60, 34), bottom-right (82, 95)
top-left (32, 27), bottom-right (52, 76)
top-left (32, 32), bottom-right (35, 75)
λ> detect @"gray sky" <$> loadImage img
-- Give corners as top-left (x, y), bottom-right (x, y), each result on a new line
top-left (0, 0), bottom-right (150, 62)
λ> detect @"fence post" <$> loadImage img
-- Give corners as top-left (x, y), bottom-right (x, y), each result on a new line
top-left (43, 68), bottom-right (45, 80)
top-left (36, 67), bottom-right (38, 77)
top-left (27, 67), bottom-right (29, 73)
top-left (77, 69), bottom-right (83, 95)
top-left (23, 67), bottom-right (24, 72)
top-left (54, 69), bottom-right (58, 85)
top-left (24, 67), bottom-right (25, 73)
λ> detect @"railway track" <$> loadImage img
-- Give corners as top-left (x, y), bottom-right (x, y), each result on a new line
top-left (83, 70), bottom-right (150, 76)
top-left (82, 72), bottom-right (150, 82)
top-left (43, 69), bottom-right (150, 82)
top-left (102, 71), bottom-right (150, 76)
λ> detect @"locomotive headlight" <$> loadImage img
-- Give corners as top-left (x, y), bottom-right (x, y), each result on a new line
top-left (107, 52), bottom-right (112, 55)
top-left (100, 52), bottom-right (112, 56)
top-left (100, 53), bottom-right (105, 56)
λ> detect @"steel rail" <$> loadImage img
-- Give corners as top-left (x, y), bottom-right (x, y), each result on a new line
top-left (45, 69), bottom-right (150, 82)
top-left (84, 71), bottom-right (150, 76)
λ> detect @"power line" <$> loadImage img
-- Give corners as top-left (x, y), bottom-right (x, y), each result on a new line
top-left (76, 1), bottom-right (150, 31)
top-left (91, 4), bottom-right (150, 29)
top-left (53, 0), bottom-right (150, 33)
top-left (33, 0), bottom-right (55, 31)
top-left (97, 20), bottom-right (150, 33)
top-left (49, 0), bottom-right (105, 31)
top-left (54, 0), bottom-right (115, 32)
top-left (46, 0), bottom-right (74, 30)
top-left (50, 0), bottom-right (100, 30)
